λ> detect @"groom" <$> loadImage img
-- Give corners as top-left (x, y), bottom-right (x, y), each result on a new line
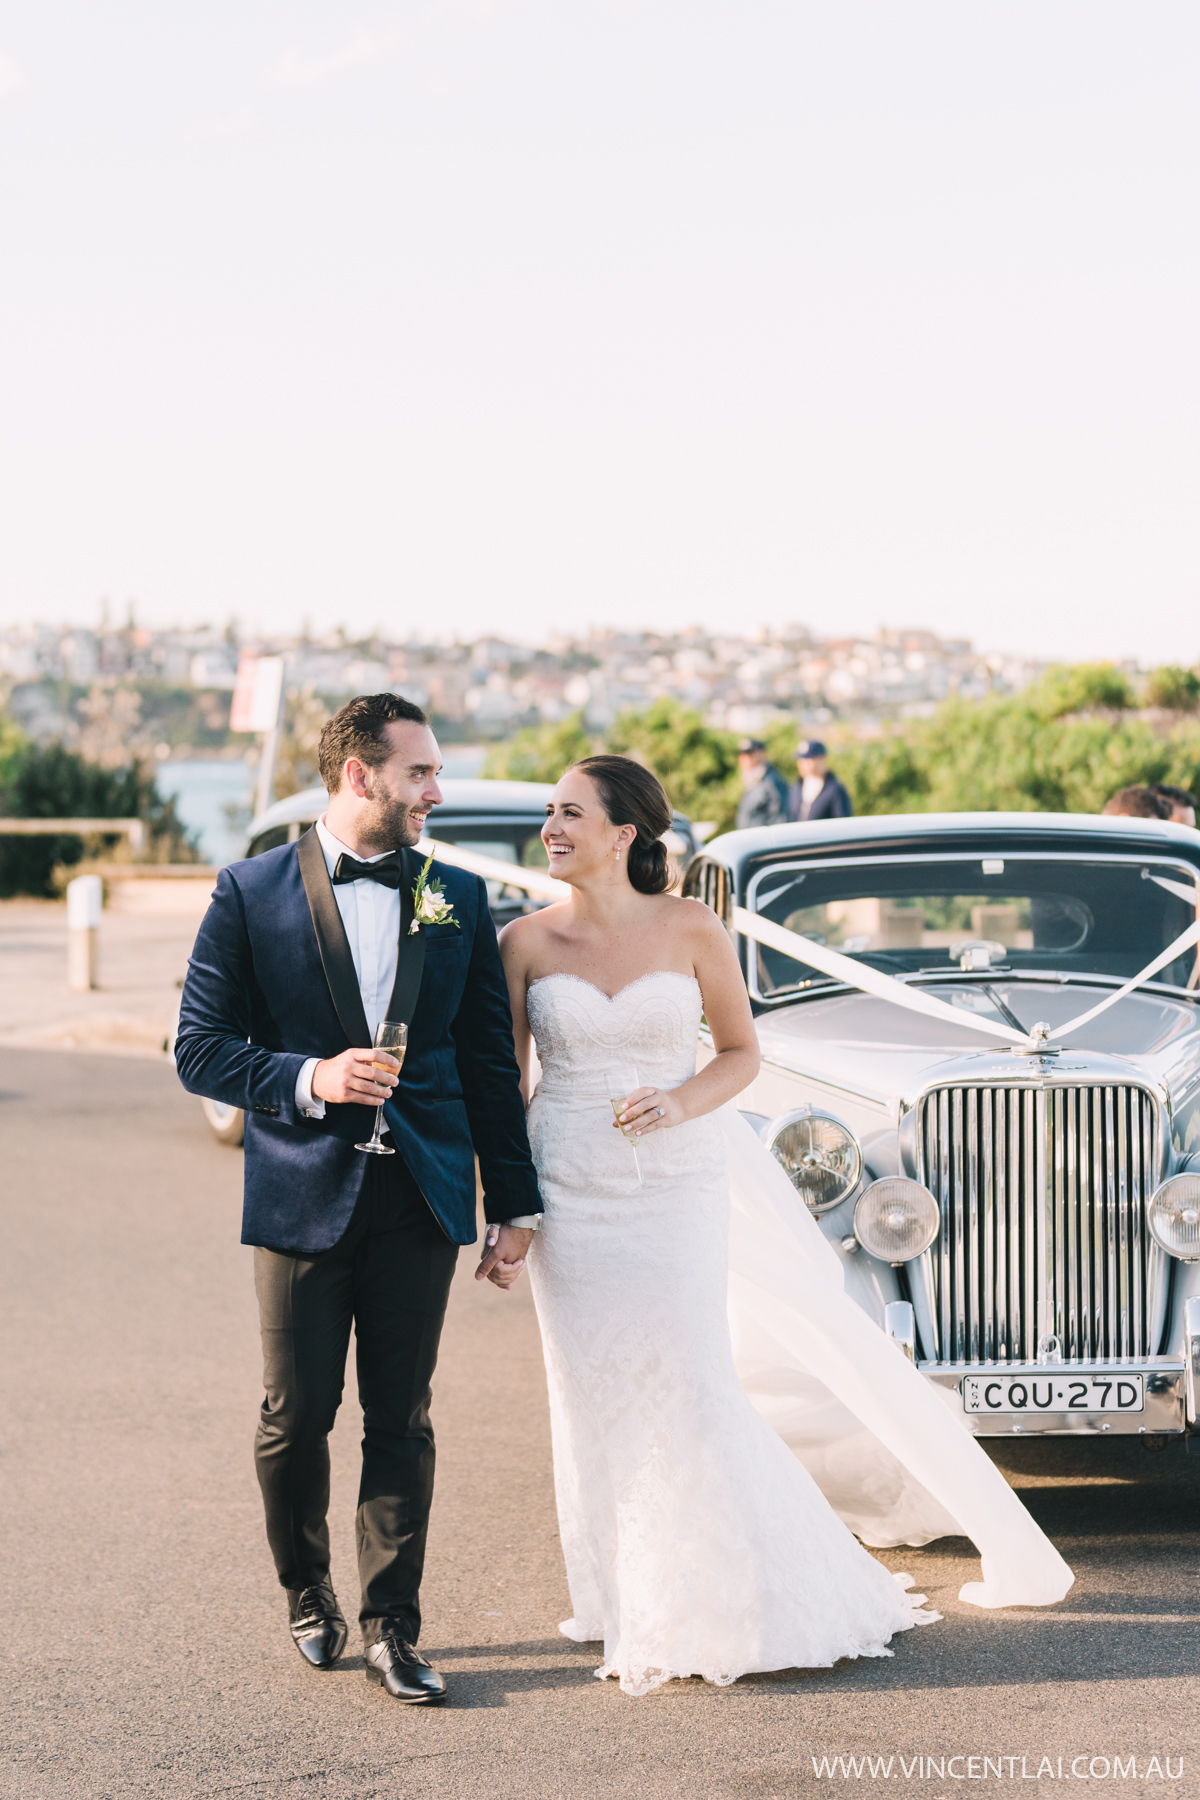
top-left (175, 693), bottom-right (540, 1705)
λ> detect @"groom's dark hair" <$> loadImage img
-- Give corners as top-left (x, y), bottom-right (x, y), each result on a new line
top-left (318, 692), bottom-right (429, 793)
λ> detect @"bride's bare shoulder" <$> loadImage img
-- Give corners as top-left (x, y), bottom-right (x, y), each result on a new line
top-left (665, 891), bottom-right (724, 929)
top-left (651, 891), bottom-right (728, 949)
top-left (498, 904), bottom-right (568, 962)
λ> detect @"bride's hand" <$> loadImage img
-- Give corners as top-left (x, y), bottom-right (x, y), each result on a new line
top-left (475, 1223), bottom-right (534, 1290)
top-left (615, 1085), bottom-right (681, 1137)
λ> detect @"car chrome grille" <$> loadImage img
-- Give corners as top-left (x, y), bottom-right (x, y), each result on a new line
top-left (916, 1084), bottom-right (1164, 1364)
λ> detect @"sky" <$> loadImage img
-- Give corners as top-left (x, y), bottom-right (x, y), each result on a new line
top-left (0, 1), bottom-right (1197, 662)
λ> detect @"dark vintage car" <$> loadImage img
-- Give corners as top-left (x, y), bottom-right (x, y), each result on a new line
top-left (683, 811), bottom-right (1200, 1444)
top-left (192, 779), bottom-right (698, 1145)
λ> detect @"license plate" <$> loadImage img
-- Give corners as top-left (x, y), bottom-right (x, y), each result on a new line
top-left (962, 1373), bottom-right (1145, 1414)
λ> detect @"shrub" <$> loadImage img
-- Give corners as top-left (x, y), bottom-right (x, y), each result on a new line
top-left (0, 735), bottom-right (197, 897)
top-left (1144, 666), bottom-right (1200, 713)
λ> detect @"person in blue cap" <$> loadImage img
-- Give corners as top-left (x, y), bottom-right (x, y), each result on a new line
top-left (787, 739), bottom-right (852, 822)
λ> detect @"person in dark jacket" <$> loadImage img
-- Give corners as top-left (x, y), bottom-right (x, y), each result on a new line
top-left (175, 692), bottom-right (540, 1705)
top-left (735, 737), bottom-right (789, 829)
top-left (787, 739), bottom-right (853, 823)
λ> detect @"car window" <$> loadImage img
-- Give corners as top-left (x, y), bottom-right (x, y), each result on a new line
top-left (748, 856), bottom-right (1199, 998)
top-left (423, 822), bottom-right (547, 906)
top-left (248, 822), bottom-right (313, 856)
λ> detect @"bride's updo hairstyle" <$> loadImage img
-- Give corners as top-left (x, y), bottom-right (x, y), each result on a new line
top-left (572, 755), bottom-right (673, 896)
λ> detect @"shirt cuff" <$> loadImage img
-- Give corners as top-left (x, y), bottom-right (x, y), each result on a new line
top-left (296, 1058), bottom-right (325, 1119)
top-left (504, 1214), bottom-right (542, 1229)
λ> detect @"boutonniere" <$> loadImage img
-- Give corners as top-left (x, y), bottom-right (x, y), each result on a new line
top-left (409, 849), bottom-right (459, 935)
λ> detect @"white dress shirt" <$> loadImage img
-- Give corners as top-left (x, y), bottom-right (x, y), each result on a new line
top-left (294, 817), bottom-right (401, 1119)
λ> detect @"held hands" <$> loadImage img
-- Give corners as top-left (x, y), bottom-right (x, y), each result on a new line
top-left (475, 1224), bottom-right (535, 1291)
top-left (312, 1047), bottom-right (401, 1106)
top-left (614, 1085), bottom-right (681, 1138)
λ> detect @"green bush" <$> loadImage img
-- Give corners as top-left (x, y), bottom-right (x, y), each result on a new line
top-left (469, 661), bottom-right (1200, 838)
top-left (1031, 662), bottom-right (1135, 719)
top-left (0, 733), bottom-right (197, 897)
top-left (607, 700), bottom-right (742, 832)
top-left (1144, 666), bottom-right (1200, 713)
top-left (482, 713), bottom-right (594, 785)
top-left (834, 680), bottom-right (1200, 819)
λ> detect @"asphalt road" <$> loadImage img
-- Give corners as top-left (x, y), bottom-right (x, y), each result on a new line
top-left (2, 1049), bottom-right (1198, 1800)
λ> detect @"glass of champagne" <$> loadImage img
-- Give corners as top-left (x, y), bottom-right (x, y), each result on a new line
top-left (605, 1064), bottom-right (643, 1186)
top-left (356, 1021), bottom-right (407, 1155)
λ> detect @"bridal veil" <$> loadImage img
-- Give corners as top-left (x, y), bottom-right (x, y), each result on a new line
top-left (722, 1108), bottom-right (1074, 1609)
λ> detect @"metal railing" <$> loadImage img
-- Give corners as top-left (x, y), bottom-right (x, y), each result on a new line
top-left (0, 817), bottom-right (145, 851)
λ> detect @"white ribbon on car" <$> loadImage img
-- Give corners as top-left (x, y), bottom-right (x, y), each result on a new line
top-left (417, 836), bottom-right (1200, 1053)
top-left (734, 899), bottom-right (1200, 1049)
top-left (416, 835), bottom-right (567, 901)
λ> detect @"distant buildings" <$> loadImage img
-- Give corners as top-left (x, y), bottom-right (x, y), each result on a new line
top-left (0, 617), bottom-right (1050, 750)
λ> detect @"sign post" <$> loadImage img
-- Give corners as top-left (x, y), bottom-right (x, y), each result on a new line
top-left (66, 873), bottom-right (103, 991)
top-left (230, 654), bottom-right (287, 821)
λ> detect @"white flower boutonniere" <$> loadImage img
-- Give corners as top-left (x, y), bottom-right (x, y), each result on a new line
top-left (409, 850), bottom-right (459, 935)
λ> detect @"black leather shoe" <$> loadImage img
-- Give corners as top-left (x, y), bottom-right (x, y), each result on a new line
top-left (287, 1582), bottom-right (348, 1669)
top-left (365, 1631), bottom-right (447, 1704)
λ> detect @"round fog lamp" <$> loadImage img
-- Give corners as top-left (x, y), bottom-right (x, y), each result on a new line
top-left (1147, 1174), bottom-right (1200, 1261)
top-left (764, 1109), bottom-right (862, 1214)
top-left (854, 1178), bottom-right (940, 1263)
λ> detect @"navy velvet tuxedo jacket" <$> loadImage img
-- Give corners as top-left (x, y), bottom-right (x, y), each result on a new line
top-left (174, 834), bottom-right (540, 1255)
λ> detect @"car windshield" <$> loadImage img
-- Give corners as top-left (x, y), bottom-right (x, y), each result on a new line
top-left (748, 855), bottom-right (1200, 999)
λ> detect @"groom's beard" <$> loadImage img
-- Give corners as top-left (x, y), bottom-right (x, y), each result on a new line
top-left (357, 781), bottom-right (427, 853)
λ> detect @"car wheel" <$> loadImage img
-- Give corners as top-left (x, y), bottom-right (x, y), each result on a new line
top-left (201, 1097), bottom-right (245, 1147)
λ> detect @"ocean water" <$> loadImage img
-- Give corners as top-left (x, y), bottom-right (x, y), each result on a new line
top-left (159, 745), bottom-right (488, 866)
top-left (159, 760), bottom-right (254, 865)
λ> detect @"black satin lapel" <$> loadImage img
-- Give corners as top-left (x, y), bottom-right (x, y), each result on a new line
top-left (385, 845), bottom-right (428, 1028)
top-left (297, 827), bottom-right (371, 1047)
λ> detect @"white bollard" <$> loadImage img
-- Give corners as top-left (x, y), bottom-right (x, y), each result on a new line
top-left (66, 874), bottom-right (103, 991)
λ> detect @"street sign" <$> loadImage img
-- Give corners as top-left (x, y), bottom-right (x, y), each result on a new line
top-left (230, 654), bottom-right (285, 734)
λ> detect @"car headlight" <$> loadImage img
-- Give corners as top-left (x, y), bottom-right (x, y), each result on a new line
top-left (764, 1109), bottom-right (862, 1213)
top-left (1148, 1174), bottom-right (1200, 1261)
top-left (854, 1178), bottom-right (940, 1263)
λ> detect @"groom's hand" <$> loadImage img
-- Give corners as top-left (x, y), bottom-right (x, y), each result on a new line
top-left (475, 1224), bottom-right (534, 1290)
top-left (311, 1048), bottom-right (400, 1106)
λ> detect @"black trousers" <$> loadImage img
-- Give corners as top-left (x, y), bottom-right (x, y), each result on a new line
top-left (252, 1157), bottom-right (459, 1645)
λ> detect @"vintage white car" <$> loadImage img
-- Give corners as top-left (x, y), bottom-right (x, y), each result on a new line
top-left (682, 811), bottom-right (1200, 1445)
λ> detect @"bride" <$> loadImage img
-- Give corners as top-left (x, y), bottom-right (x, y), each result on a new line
top-left (494, 754), bottom-right (1072, 1697)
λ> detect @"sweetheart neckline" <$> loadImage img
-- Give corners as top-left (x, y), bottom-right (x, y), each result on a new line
top-left (528, 970), bottom-right (701, 1004)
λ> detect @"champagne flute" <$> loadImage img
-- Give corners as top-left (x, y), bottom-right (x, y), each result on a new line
top-left (356, 1020), bottom-right (407, 1155)
top-left (605, 1064), bottom-right (643, 1186)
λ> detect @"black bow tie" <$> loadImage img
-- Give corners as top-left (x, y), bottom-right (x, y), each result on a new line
top-left (331, 851), bottom-right (403, 889)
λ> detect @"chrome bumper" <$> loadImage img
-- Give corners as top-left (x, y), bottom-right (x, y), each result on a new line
top-left (919, 1358), bottom-right (1187, 1436)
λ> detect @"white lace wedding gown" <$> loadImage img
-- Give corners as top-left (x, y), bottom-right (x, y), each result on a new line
top-left (525, 971), bottom-right (1072, 1697)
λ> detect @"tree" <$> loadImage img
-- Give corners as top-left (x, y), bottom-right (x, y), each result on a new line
top-left (1029, 662), bottom-right (1134, 719)
top-left (607, 699), bottom-right (742, 832)
top-left (482, 713), bottom-right (594, 784)
top-left (1144, 666), bottom-right (1200, 713)
top-left (0, 734), bottom-right (197, 897)
top-left (481, 663), bottom-right (1200, 837)
top-left (833, 690), bottom-right (1200, 820)
top-left (274, 684), bottom-right (331, 801)
top-left (482, 700), bottom-right (745, 831)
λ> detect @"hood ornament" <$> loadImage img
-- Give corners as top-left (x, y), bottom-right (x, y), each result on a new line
top-left (1011, 1019), bottom-right (1059, 1058)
